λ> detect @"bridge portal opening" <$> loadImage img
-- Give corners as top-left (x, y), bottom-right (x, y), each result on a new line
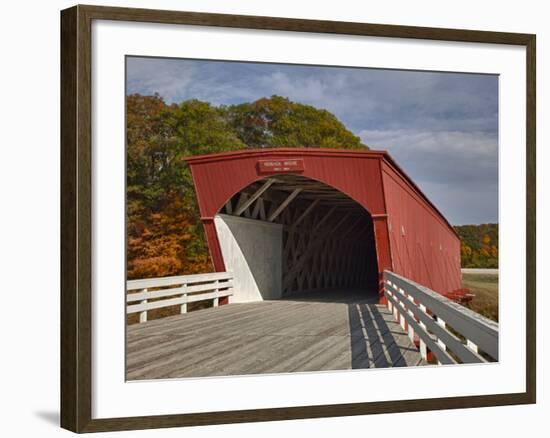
top-left (214, 174), bottom-right (379, 302)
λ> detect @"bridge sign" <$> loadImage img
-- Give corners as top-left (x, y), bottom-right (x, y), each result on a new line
top-left (257, 158), bottom-right (305, 174)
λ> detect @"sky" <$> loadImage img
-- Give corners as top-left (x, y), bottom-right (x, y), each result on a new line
top-left (126, 56), bottom-right (498, 225)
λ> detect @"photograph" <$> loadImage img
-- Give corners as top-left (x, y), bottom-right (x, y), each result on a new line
top-left (124, 57), bottom-right (500, 380)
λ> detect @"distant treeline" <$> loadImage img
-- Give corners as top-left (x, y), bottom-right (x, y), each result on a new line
top-left (454, 223), bottom-right (498, 268)
top-left (126, 93), bottom-right (366, 279)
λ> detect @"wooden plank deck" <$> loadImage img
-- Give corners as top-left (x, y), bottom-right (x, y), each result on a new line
top-left (126, 290), bottom-right (426, 380)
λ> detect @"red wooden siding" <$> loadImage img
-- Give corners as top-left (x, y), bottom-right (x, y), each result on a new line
top-left (381, 160), bottom-right (461, 295)
top-left (187, 149), bottom-right (386, 218)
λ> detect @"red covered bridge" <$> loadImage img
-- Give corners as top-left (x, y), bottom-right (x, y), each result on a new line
top-left (185, 148), bottom-right (462, 303)
top-left (125, 148), bottom-right (498, 380)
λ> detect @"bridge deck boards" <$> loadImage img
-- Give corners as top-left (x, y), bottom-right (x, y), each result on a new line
top-left (126, 290), bottom-right (426, 380)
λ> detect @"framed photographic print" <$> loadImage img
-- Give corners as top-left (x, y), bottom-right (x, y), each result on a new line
top-left (60, 4), bottom-right (536, 433)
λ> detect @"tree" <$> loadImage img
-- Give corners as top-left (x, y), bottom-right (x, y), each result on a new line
top-left (157, 99), bottom-right (246, 210)
top-left (127, 93), bottom-right (173, 211)
top-left (226, 95), bottom-right (367, 150)
top-left (127, 96), bottom-right (246, 211)
top-left (126, 95), bottom-right (246, 279)
top-left (454, 224), bottom-right (498, 268)
top-left (126, 94), bottom-right (367, 279)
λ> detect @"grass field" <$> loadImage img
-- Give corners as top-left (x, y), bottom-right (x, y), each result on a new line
top-left (462, 273), bottom-right (499, 322)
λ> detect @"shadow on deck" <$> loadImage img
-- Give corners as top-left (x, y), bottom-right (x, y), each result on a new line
top-left (126, 289), bottom-right (425, 380)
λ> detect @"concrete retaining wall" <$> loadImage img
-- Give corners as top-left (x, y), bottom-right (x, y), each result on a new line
top-left (214, 214), bottom-right (282, 302)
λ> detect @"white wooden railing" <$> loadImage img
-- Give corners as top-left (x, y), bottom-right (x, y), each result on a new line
top-left (383, 270), bottom-right (499, 364)
top-left (127, 271), bottom-right (233, 323)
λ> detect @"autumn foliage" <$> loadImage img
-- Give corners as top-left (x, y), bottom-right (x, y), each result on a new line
top-left (126, 94), bottom-right (366, 279)
top-left (454, 224), bottom-right (498, 268)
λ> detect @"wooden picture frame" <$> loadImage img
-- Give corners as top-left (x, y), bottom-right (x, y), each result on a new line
top-left (61, 4), bottom-right (536, 433)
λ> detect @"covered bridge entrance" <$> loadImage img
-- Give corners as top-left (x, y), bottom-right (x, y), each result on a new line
top-left (215, 173), bottom-right (378, 301)
top-left (185, 148), bottom-right (462, 304)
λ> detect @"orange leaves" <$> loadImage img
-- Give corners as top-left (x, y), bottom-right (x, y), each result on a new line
top-left (126, 193), bottom-right (214, 280)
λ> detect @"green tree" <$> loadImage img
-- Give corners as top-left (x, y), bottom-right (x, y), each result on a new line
top-left (226, 95), bottom-right (367, 149)
top-left (127, 93), bottom-right (172, 211)
top-left (158, 99), bottom-right (246, 210)
top-left (127, 95), bottom-right (246, 212)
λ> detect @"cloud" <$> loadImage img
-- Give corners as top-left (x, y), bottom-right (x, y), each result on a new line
top-left (126, 57), bottom-right (259, 105)
top-left (360, 129), bottom-right (497, 179)
top-left (259, 71), bottom-right (325, 102)
top-left (359, 128), bottom-right (498, 223)
top-left (126, 57), bottom-right (196, 102)
top-left (419, 180), bottom-right (498, 225)
top-left (126, 57), bottom-right (499, 224)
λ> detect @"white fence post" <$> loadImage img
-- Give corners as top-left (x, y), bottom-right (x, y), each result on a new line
top-left (180, 283), bottom-right (188, 314)
top-left (139, 288), bottom-right (148, 323)
top-left (391, 284), bottom-right (399, 322)
top-left (213, 279), bottom-right (219, 307)
top-left (407, 294), bottom-right (415, 343)
top-left (418, 303), bottom-right (428, 360)
top-left (386, 281), bottom-right (394, 314)
top-left (436, 316), bottom-right (447, 365)
top-left (467, 339), bottom-right (479, 353)
top-left (398, 290), bottom-right (407, 331)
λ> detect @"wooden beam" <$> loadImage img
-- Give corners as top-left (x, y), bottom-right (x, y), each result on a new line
top-left (268, 188), bottom-right (302, 222)
top-left (283, 207), bottom-right (339, 288)
top-left (339, 216), bottom-right (364, 240)
top-left (234, 192), bottom-right (249, 214)
top-left (274, 183), bottom-right (328, 191)
top-left (251, 197), bottom-right (263, 219)
top-left (312, 206), bottom-right (337, 234)
top-left (224, 199), bottom-right (233, 214)
top-left (259, 198), bottom-right (266, 220)
top-left (292, 199), bottom-right (320, 229)
top-left (234, 179), bottom-right (275, 216)
top-left (330, 212), bottom-right (352, 234)
top-left (242, 189), bottom-right (285, 205)
top-left (354, 223), bottom-right (372, 240)
top-left (283, 236), bottom-right (325, 288)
